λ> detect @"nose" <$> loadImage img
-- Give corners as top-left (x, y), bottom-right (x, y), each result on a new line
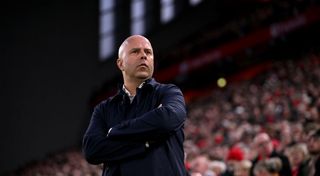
top-left (140, 52), bottom-right (147, 60)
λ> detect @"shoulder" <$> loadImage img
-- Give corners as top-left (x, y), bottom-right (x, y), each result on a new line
top-left (154, 83), bottom-right (183, 98)
top-left (162, 83), bottom-right (182, 92)
top-left (94, 93), bottom-right (121, 110)
top-left (149, 79), bottom-right (182, 92)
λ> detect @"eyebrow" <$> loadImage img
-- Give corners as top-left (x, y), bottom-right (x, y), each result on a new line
top-left (129, 48), bottom-right (152, 52)
top-left (129, 48), bottom-right (140, 52)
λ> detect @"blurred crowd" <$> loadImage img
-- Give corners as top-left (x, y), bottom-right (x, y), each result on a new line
top-left (185, 52), bottom-right (320, 176)
top-left (10, 148), bottom-right (102, 176)
top-left (10, 53), bottom-right (320, 176)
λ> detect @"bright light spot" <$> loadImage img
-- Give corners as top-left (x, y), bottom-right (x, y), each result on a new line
top-left (217, 78), bottom-right (227, 88)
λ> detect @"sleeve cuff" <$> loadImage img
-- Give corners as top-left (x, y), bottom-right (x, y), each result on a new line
top-left (106, 128), bottom-right (112, 137)
top-left (145, 141), bottom-right (150, 148)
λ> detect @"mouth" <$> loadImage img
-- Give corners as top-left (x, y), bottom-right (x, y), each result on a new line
top-left (138, 63), bottom-right (148, 68)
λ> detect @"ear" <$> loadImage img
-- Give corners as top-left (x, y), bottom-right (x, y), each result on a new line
top-left (117, 58), bottom-right (124, 71)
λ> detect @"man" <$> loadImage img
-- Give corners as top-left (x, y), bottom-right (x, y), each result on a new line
top-left (305, 128), bottom-right (320, 176)
top-left (82, 35), bottom-right (188, 176)
top-left (250, 133), bottom-right (292, 176)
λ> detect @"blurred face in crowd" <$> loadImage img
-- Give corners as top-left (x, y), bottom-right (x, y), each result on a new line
top-left (307, 132), bottom-right (320, 155)
top-left (190, 155), bottom-right (209, 175)
top-left (117, 35), bottom-right (154, 82)
top-left (234, 161), bottom-right (251, 176)
top-left (289, 149), bottom-right (304, 167)
top-left (254, 133), bottom-right (273, 158)
top-left (286, 144), bottom-right (308, 167)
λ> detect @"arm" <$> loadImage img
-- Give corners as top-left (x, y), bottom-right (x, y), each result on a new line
top-left (82, 103), bottom-right (147, 165)
top-left (108, 84), bottom-right (186, 141)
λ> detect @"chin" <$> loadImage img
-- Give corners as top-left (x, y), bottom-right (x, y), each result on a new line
top-left (136, 72), bottom-right (151, 79)
top-left (136, 75), bottom-right (150, 80)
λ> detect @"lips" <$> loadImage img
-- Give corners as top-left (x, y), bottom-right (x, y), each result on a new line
top-left (138, 63), bottom-right (148, 68)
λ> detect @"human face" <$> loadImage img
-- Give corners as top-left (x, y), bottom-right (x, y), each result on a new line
top-left (307, 135), bottom-right (320, 155)
top-left (117, 35), bottom-right (154, 82)
top-left (256, 140), bottom-right (273, 157)
top-left (254, 134), bottom-right (273, 157)
top-left (289, 150), bottom-right (304, 166)
top-left (234, 162), bottom-right (250, 176)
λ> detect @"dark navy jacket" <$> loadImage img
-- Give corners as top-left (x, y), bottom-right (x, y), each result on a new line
top-left (82, 78), bottom-right (188, 176)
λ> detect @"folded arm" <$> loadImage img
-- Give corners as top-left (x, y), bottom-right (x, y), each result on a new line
top-left (82, 103), bottom-right (147, 164)
top-left (108, 85), bottom-right (187, 141)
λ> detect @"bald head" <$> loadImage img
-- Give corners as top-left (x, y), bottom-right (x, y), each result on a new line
top-left (253, 133), bottom-right (274, 157)
top-left (116, 35), bottom-right (154, 89)
top-left (118, 35), bottom-right (152, 59)
top-left (254, 133), bottom-right (271, 145)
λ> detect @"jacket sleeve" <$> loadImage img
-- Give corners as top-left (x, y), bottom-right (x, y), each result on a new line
top-left (108, 84), bottom-right (186, 141)
top-left (82, 103), bottom-right (147, 165)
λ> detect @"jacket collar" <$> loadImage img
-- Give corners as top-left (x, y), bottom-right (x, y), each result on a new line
top-left (143, 78), bottom-right (157, 90)
top-left (111, 78), bottom-right (157, 102)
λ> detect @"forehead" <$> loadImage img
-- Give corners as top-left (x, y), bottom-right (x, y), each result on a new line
top-left (254, 134), bottom-right (270, 144)
top-left (125, 36), bottom-right (152, 50)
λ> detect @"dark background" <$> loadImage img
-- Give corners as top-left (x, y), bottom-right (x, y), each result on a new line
top-left (1, 1), bottom-right (103, 173)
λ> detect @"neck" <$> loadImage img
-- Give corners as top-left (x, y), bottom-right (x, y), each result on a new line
top-left (123, 78), bottom-right (146, 96)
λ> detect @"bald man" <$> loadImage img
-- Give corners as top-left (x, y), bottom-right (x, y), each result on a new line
top-left (250, 133), bottom-right (292, 176)
top-left (83, 35), bottom-right (188, 176)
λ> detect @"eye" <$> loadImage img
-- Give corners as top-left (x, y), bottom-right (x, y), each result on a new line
top-left (145, 49), bottom-right (152, 55)
top-left (129, 49), bottom-right (139, 55)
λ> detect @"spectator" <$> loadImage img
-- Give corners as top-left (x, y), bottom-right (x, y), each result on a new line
top-left (234, 160), bottom-right (252, 176)
top-left (223, 146), bottom-right (245, 176)
top-left (284, 143), bottom-right (310, 176)
top-left (253, 158), bottom-right (282, 176)
top-left (190, 155), bottom-right (216, 176)
top-left (250, 133), bottom-right (291, 176)
top-left (210, 161), bottom-right (227, 176)
top-left (306, 128), bottom-right (320, 176)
